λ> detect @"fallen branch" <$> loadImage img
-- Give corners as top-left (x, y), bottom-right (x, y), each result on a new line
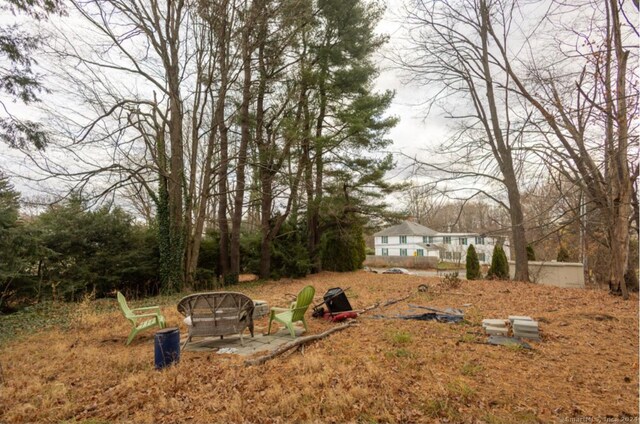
top-left (245, 321), bottom-right (357, 366)
top-left (359, 293), bottom-right (412, 315)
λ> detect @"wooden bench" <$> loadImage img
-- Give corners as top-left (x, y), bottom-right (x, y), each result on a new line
top-left (177, 292), bottom-right (255, 349)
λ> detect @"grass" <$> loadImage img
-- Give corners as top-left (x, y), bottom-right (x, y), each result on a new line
top-left (390, 331), bottom-right (412, 345)
top-left (461, 361), bottom-right (483, 376)
top-left (446, 379), bottom-right (476, 402)
top-left (0, 271), bottom-right (638, 423)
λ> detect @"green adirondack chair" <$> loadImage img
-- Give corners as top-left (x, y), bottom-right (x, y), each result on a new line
top-left (267, 285), bottom-right (315, 338)
top-left (117, 291), bottom-right (166, 345)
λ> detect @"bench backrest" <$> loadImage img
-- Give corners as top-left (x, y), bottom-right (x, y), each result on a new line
top-left (177, 292), bottom-right (255, 329)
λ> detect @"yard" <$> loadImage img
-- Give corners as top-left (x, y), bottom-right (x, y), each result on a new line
top-left (0, 271), bottom-right (638, 423)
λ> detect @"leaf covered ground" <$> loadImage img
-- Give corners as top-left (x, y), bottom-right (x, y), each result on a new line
top-left (0, 271), bottom-right (638, 423)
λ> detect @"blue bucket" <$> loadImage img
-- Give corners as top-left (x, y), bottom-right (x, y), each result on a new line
top-left (154, 327), bottom-right (180, 370)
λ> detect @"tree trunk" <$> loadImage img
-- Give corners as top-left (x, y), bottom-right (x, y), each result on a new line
top-left (479, 0), bottom-right (528, 281)
top-left (215, 0), bottom-right (231, 279)
top-left (256, 6), bottom-right (270, 278)
top-left (230, 11), bottom-right (253, 277)
top-left (606, 0), bottom-right (631, 299)
top-left (307, 64), bottom-right (328, 273)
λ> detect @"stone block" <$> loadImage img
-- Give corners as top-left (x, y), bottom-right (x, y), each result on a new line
top-left (485, 326), bottom-right (509, 336)
top-left (482, 319), bottom-right (509, 328)
top-left (508, 315), bottom-right (533, 324)
top-left (253, 300), bottom-right (269, 319)
top-left (513, 320), bottom-right (538, 330)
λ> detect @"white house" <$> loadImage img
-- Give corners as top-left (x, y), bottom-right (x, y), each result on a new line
top-left (373, 221), bottom-right (510, 264)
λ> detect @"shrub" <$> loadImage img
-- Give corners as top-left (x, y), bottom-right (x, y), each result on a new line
top-left (465, 244), bottom-right (481, 280)
top-left (321, 221), bottom-right (366, 272)
top-left (442, 271), bottom-right (462, 289)
top-left (487, 245), bottom-right (509, 280)
top-left (557, 245), bottom-right (570, 262)
top-left (527, 244), bottom-right (536, 261)
top-left (271, 220), bottom-right (311, 279)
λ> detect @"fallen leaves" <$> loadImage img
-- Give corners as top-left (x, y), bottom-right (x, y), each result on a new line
top-left (0, 271), bottom-right (637, 423)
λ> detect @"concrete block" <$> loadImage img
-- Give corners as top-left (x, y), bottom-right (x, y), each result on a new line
top-left (482, 319), bottom-right (509, 328)
top-left (513, 320), bottom-right (538, 330)
top-left (509, 315), bottom-right (532, 324)
top-left (485, 326), bottom-right (509, 336)
top-left (253, 300), bottom-right (269, 319)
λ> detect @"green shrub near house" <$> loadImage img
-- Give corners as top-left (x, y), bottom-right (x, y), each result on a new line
top-left (466, 244), bottom-right (481, 280)
top-left (487, 245), bottom-right (509, 280)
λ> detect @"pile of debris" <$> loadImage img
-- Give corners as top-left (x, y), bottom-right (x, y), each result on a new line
top-left (482, 315), bottom-right (540, 341)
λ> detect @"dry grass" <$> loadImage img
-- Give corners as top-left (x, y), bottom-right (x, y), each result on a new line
top-left (0, 271), bottom-right (638, 423)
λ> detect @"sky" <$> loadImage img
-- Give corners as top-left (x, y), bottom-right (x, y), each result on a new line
top-left (0, 0), bottom-right (452, 206)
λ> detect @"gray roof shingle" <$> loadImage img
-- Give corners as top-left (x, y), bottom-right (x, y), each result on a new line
top-left (374, 221), bottom-right (439, 237)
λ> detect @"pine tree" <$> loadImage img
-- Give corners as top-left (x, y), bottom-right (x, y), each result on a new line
top-left (466, 244), bottom-right (481, 280)
top-left (487, 245), bottom-right (509, 280)
top-left (1, 0), bottom-right (63, 148)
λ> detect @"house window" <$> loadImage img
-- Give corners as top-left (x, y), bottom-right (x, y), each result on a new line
top-left (381, 236), bottom-right (388, 244)
top-left (424, 236), bottom-right (433, 243)
top-left (443, 236), bottom-right (451, 244)
top-left (453, 252), bottom-right (462, 261)
top-left (400, 248), bottom-right (408, 256)
top-left (416, 249), bottom-right (424, 257)
top-left (399, 236), bottom-right (407, 244)
top-left (382, 248), bottom-right (389, 256)
top-left (475, 237), bottom-right (485, 245)
top-left (478, 253), bottom-right (486, 262)
top-left (444, 251), bottom-right (452, 260)
top-left (459, 237), bottom-right (467, 245)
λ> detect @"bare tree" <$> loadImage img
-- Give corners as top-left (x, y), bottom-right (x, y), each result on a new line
top-left (398, 0), bottom-right (535, 281)
top-left (493, 0), bottom-right (639, 298)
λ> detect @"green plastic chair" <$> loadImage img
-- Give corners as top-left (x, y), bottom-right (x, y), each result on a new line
top-left (117, 291), bottom-right (166, 345)
top-left (267, 285), bottom-right (315, 338)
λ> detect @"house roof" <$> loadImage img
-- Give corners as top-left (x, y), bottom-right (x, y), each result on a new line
top-left (374, 221), bottom-right (438, 237)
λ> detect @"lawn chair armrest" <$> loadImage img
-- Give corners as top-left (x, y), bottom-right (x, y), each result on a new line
top-left (132, 305), bottom-right (161, 312)
top-left (131, 312), bottom-right (163, 319)
top-left (270, 307), bottom-right (291, 313)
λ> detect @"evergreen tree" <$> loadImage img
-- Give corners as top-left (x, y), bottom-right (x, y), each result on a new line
top-left (35, 196), bottom-right (160, 300)
top-left (0, 173), bottom-right (29, 310)
top-left (303, 0), bottom-right (398, 272)
top-left (466, 244), bottom-right (481, 280)
top-left (321, 218), bottom-right (366, 272)
top-left (1, 0), bottom-right (63, 148)
top-left (487, 245), bottom-right (509, 280)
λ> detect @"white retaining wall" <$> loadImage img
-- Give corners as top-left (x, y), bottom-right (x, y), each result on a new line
top-left (509, 261), bottom-right (585, 288)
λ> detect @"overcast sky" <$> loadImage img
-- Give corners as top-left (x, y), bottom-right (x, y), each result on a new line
top-left (0, 0), bottom-right (450, 204)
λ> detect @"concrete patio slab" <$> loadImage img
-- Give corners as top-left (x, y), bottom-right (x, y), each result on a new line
top-left (182, 326), bottom-right (305, 355)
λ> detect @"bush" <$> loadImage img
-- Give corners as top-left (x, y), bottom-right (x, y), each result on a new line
top-left (442, 271), bottom-right (462, 289)
top-left (527, 244), bottom-right (536, 261)
top-left (557, 245), bottom-right (570, 262)
top-left (465, 245), bottom-right (481, 280)
top-left (271, 220), bottom-right (311, 279)
top-left (32, 196), bottom-right (161, 301)
top-left (321, 221), bottom-right (366, 272)
top-left (238, 221), bottom-right (311, 280)
top-left (487, 245), bottom-right (509, 280)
